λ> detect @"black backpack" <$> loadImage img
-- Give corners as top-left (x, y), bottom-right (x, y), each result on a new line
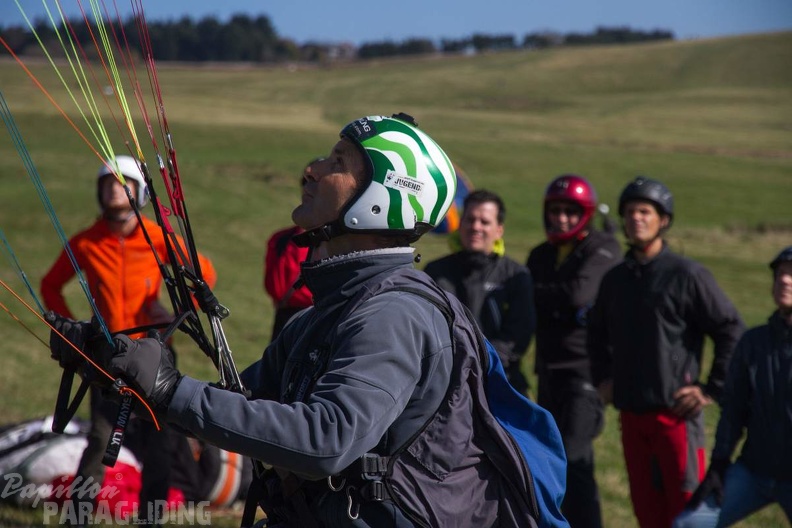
top-left (243, 268), bottom-right (569, 527)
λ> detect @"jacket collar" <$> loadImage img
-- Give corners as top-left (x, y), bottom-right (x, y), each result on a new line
top-left (301, 248), bottom-right (415, 308)
top-left (625, 240), bottom-right (670, 272)
top-left (770, 310), bottom-right (792, 342)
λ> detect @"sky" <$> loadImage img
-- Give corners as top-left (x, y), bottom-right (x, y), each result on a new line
top-left (2, 1), bottom-right (791, 45)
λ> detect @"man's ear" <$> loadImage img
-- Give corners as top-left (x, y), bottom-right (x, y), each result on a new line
top-left (660, 215), bottom-right (671, 230)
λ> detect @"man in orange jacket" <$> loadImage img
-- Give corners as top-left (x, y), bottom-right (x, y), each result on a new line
top-left (41, 155), bottom-right (217, 524)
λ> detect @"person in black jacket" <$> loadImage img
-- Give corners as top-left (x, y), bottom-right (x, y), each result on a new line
top-left (588, 177), bottom-right (744, 528)
top-left (425, 189), bottom-right (535, 394)
top-left (678, 246), bottom-right (792, 527)
top-left (527, 174), bottom-right (621, 528)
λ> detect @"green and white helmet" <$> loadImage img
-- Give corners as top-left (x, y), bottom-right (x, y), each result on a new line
top-left (339, 113), bottom-right (456, 241)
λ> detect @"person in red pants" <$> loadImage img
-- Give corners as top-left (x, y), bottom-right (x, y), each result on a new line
top-left (588, 177), bottom-right (744, 528)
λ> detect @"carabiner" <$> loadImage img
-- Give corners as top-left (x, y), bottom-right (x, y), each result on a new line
top-left (327, 475), bottom-right (346, 492)
top-left (346, 485), bottom-right (360, 520)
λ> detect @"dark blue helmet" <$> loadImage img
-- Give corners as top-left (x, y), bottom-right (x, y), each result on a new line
top-left (770, 246), bottom-right (792, 272)
top-left (618, 177), bottom-right (674, 219)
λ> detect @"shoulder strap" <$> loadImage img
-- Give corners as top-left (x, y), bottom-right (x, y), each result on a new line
top-left (347, 277), bottom-right (553, 525)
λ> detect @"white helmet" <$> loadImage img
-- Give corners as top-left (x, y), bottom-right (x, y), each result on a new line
top-left (96, 155), bottom-right (148, 208)
top-left (339, 113), bottom-right (457, 241)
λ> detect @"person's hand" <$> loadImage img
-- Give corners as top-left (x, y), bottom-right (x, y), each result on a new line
top-left (685, 457), bottom-right (729, 509)
top-left (597, 379), bottom-right (613, 405)
top-left (672, 385), bottom-right (713, 418)
top-left (45, 311), bottom-right (98, 368)
top-left (107, 333), bottom-right (182, 411)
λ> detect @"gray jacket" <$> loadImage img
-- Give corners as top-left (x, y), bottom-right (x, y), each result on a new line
top-left (168, 249), bottom-right (452, 475)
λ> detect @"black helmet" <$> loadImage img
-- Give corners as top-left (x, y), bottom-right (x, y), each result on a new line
top-left (618, 177), bottom-right (674, 219)
top-left (770, 246), bottom-right (792, 272)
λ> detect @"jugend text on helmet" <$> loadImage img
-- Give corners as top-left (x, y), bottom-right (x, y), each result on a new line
top-left (384, 170), bottom-right (424, 196)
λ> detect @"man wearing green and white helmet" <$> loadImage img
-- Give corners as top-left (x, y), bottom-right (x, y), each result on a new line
top-left (70, 114), bottom-right (553, 526)
top-left (292, 112), bottom-right (457, 250)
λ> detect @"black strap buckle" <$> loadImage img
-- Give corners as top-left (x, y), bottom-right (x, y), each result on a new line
top-left (361, 480), bottom-right (386, 502)
top-left (360, 453), bottom-right (389, 480)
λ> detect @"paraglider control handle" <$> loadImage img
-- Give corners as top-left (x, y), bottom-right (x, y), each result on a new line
top-left (183, 267), bottom-right (230, 319)
top-left (102, 380), bottom-right (134, 467)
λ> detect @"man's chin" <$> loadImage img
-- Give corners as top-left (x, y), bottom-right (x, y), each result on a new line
top-left (626, 231), bottom-right (650, 243)
top-left (103, 208), bottom-right (134, 221)
top-left (463, 243), bottom-right (488, 254)
top-left (291, 216), bottom-right (320, 232)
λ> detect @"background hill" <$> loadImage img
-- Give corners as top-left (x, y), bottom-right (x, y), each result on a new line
top-left (1, 31), bottom-right (790, 526)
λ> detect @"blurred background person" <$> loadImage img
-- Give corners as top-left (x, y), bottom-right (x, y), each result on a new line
top-left (588, 177), bottom-right (743, 528)
top-left (527, 174), bottom-right (621, 528)
top-left (41, 155), bottom-right (217, 525)
top-left (677, 246), bottom-right (792, 527)
top-left (263, 224), bottom-right (311, 340)
top-left (425, 189), bottom-right (535, 394)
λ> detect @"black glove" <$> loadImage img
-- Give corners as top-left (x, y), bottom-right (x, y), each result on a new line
top-left (686, 457), bottom-right (730, 509)
top-left (107, 333), bottom-right (182, 411)
top-left (45, 311), bottom-right (99, 368)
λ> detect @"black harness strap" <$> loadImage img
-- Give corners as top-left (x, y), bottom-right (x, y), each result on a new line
top-left (240, 477), bottom-right (264, 528)
top-left (52, 367), bottom-right (90, 434)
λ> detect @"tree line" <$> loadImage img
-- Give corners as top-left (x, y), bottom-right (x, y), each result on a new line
top-left (0, 14), bottom-right (674, 64)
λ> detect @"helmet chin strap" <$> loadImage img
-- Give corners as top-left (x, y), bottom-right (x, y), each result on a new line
top-left (546, 220), bottom-right (590, 246)
top-left (292, 221), bottom-right (346, 249)
top-left (628, 239), bottom-right (657, 253)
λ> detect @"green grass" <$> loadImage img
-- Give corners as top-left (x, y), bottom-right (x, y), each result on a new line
top-left (1, 32), bottom-right (791, 526)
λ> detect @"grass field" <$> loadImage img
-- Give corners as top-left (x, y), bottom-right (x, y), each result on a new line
top-left (1, 31), bottom-right (791, 526)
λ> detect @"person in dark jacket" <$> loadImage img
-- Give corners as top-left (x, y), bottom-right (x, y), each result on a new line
top-left (424, 189), bottom-right (536, 394)
top-left (677, 246), bottom-right (792, 527)
top-left (588, 177), bottom-right (744, 528)
top-left (46, 114), bottom-right (552, 527)
top-left (527, 174), bottom-right (621, 528)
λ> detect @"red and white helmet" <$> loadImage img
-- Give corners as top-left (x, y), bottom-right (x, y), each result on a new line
top-left (543, 174), bottom-right (598, 244)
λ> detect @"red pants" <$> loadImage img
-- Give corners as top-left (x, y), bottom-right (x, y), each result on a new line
top-left (620, 410), bottom-right (705, 528)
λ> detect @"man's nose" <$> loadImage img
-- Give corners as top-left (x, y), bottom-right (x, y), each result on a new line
top-left (304, 159), bottom-right (328, 183)
top-left (303, 165), bottom-right (319, 185)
